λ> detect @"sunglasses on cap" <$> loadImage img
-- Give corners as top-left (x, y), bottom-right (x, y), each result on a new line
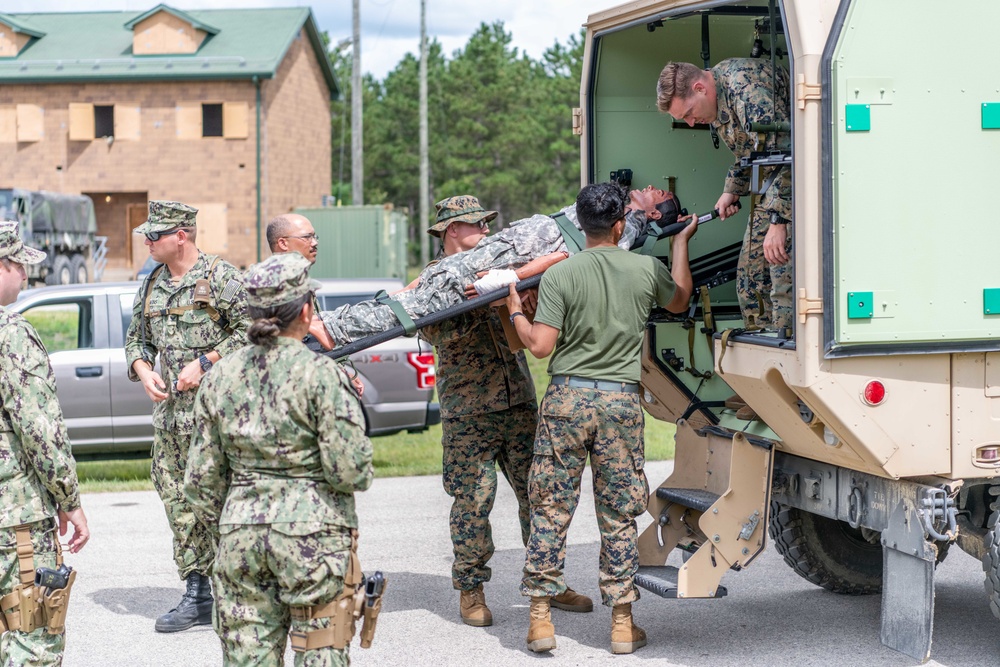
top-left (144, 228), bottom-right (182, 242)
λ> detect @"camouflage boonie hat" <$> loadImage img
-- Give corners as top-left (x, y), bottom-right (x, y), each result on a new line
top-left (427, 195), bottom-right (498, 237)
top-left (243, 253), bottom-right (321, 309)
top-left (0, 220), bottom-right (46, 265)
top-left (133, 200), bottom-right (198, 235)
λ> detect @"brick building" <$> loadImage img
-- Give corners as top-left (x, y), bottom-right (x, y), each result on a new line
top-left (0, 4), bottom-right (338, 271)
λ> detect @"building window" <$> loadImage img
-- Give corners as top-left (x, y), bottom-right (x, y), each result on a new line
top-left (202, 103), bottom-right (223, 137)
top-left (94, 105), bottom-right (115, 138)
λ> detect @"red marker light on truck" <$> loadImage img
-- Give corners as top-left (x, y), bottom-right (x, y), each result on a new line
top-left (407, 352), bottom-right (436, 389)
top-left (862, 380), bottom-right (886, 406)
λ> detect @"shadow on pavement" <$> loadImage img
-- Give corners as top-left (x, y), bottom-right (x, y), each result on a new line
top-left (89, 586), bottom-right (187, 620)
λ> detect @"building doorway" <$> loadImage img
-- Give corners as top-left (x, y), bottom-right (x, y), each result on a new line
top-left (85, 192), bottom-right (148, 271)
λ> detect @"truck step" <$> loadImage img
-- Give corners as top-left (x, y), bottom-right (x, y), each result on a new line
top-left (655, 487), bottom-right (720, 514)
top-left (635, 566), bottom-right (728, 599)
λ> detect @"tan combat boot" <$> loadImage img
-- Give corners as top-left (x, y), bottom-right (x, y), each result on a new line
top-left (459, 584), bottom-right (493, 627)
top-left (610, 603), bottom-right (647, 655)
top-left (550, 587), bottom-right (594, 612)
top-left (526, 596), bottom-right (557, 653)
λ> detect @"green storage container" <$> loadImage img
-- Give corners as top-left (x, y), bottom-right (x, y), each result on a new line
top-left (295, 205), bottom-right (408, 280)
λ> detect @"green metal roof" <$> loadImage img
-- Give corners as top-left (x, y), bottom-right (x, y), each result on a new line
top-left (0, 6), bottom-right (339, 98)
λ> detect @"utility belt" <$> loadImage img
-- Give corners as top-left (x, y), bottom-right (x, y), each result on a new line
top-left (0, 523), bottom-right (77, 635)
top-left (288, 530), bottom-right (386, 652)
top-left (550, 375), bottom-right (639, 394)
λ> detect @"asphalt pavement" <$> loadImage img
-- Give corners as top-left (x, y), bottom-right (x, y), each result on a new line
top-left (65, 460), bottom-right (1000, 666)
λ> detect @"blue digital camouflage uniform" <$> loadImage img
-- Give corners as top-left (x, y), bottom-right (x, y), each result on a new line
top-left (711, 57), bottom-right (793, 330)
top-left (124, 217), bottom-right (250, 581)
top-left (185, 253), bottom-right (374, 667)
top-left (0, 307), bottom-right (82, 666)
top-left (321, 205), bottom-right (652, 343)
top-left (420, 304), bottom-right (536, 591)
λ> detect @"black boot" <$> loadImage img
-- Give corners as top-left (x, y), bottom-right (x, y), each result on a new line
top-left (154, 572), bottom-right (214, 633)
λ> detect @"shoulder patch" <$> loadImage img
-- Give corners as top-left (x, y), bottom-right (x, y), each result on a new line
top-left (220, 279), bottom-right (241, 303)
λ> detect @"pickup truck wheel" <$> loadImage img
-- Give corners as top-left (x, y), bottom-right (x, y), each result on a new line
top-left (70, 254), bottom-right (88, 284)
top-left (45, 255), bottom-right (72, 285)
top-left (768, 502), bottom-right (882, 595)
top-left (981, 510), bottom-right (1000, 619)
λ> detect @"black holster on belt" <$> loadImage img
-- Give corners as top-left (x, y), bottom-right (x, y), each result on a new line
top-left (288, 530), bottom-right (388, 652)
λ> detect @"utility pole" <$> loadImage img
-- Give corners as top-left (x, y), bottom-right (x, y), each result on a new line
top-left (419, 0), bottom-right (429, 266)
top-left (351, 0), bottom-right (363, 205)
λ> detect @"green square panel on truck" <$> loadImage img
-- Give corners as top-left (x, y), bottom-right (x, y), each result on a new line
top-left (984, 288), bottom-right (1000, 315)
top-left (983, 103), bottom-right (1000, 130)
top-left (845, 104), bottom-right (871, 132)
top-left (848, 292), bottom-right (874, 319)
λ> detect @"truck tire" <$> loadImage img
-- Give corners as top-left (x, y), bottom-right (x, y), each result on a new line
top-left (45, 255), bottom-right (73, 285)
top-left (982, 510), bottom-right (1000, 619)
top-left (768, 502), bottom-right (883, 595)
top-left (70, 254), bottom-right (88, 284)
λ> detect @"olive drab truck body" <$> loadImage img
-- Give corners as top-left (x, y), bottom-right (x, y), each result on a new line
top-left (580, 0), bottom-right (1000, 661)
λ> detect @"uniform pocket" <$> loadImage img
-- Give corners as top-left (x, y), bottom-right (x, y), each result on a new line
top-left (177, 309), bottom-right (218, 350)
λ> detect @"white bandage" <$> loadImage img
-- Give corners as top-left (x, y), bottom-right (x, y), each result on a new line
top-left (473, 269), bottom-right (519, 295)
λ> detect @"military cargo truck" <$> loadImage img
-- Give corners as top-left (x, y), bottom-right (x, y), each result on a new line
top-left (0, 189), bottom-right (97, 284)
top-left (580, 0), bottom-right (1000, 660)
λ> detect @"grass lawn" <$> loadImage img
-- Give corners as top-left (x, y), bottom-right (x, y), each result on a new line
top-left (78, 337), bottom-right (677, 492)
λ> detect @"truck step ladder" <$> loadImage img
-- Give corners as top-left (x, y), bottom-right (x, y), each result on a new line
top-left (637, 421), bottom-right (774, 599)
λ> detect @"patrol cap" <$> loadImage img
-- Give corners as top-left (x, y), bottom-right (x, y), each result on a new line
top-left (243, 253), bottom-right (321, 309)
top-left (0, 220), bottom-right (46, 265)
top-left (133, 200), bottom-right (198, 235)
top-left (427, 195), bottom-right (498, 237)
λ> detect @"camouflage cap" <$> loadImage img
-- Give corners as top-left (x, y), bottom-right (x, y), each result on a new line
top-left (427, 195), bottom-right (498, 237)
top-left (243, 252), bottom-right (321, 309)
top-left (133, 200), bottom-right (198, 235)
top-left (0, 220), bottom-right (46, 265)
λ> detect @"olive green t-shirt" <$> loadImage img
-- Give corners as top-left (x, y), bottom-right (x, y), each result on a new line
top-left (534, 245), bottom-right (676, 383)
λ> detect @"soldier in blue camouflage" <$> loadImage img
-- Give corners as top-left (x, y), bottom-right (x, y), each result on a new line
top-left (124, 201), bottom-right (251, 633)
top-left (0, 221), bottom-right (89, 666)
top-left (658, 58), bottom-right (793, 331)
top-left (316, 191), bottom-right (680, 345)
top-left (419, 196), bottom-right (592, 627)
top-left (506, 183), bottom-right (696, 655)
top-left (185, 252), bottom-right (373, 667)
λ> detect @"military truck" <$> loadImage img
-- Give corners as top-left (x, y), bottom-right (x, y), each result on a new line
top-left (580, 0), bottom-right (1000, 660)
top-left (0, 189), bottom-right (97, 284)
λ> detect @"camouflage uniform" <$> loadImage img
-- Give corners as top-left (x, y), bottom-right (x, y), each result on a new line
top-left (185, 253), bottom-right (373, 666)
top-left (124, 202), bottom-right (250, 581)
top-left (0, 224), bottom-right (82, 666)
top-left (320, 205), bottom-right (651, 343)
top-left (711, 58), bottom-right (793, 329)
top-left (420, 306), bottom-right (536, 591)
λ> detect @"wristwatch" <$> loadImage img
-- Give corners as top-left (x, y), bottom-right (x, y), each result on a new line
top-left (509, 311), bottom-right (526, 325)
top-left (198, 354), bottom-right (214, 373)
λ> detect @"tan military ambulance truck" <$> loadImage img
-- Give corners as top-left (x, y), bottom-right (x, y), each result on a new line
top-left (579, 0), bottom-right (1000, 660)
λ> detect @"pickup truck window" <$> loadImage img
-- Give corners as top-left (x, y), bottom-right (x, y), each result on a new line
top-left (119, 292), bottom-right (137, 340)
top-left (20, 300), bottom-right (94, 353)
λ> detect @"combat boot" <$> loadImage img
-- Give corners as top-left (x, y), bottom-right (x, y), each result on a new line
top-left (550, 587), bottom-right (593, 612)
top-left (459, 584), bottom-right (492, 627)
top-left (155, 572), bottom-right (214, 633)
top-left (610, 603), bottom-right (647, 654)
top-left (526, 596), bottom-right (556, 653)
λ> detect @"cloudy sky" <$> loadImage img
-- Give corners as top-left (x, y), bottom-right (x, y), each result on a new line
top-left (6, 0), bottom-right (619, 80)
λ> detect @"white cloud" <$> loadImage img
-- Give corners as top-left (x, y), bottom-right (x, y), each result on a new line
top-left (5, 0), bottom-right (615, 79)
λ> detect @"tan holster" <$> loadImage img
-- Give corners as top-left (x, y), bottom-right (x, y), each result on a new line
top-left (0, 524), bottom-right (76, 635)
top-left (288, 530), bottom-right (386, 652)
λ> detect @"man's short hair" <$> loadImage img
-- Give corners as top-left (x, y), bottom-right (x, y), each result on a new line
top-left (576, 182), bottom-right (628, 237)
top-left (266, 214), bottom-right (297, 252)
top-left (656, 61), bottom-right (705, 113)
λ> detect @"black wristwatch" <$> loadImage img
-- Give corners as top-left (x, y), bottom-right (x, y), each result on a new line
top-left (199, 354), bottom-right (214, 373)
top-left (769, 213), bottom-right (790, 225)
top-left (509, 311), bottom-right (526, 325)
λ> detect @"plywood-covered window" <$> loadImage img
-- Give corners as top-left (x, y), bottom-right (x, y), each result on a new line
top-left (69, 103), bottom-right (140, 141)
top-left (176, 102), bottom-right (248, 139)
top-left (15, 104), bottom-right (43, 142)
top-left (0, 107), bottom-right (17, 143)
top-left (190, 203), bottom-right (228, 254)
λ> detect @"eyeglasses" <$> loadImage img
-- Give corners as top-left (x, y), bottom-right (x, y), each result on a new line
top-left (283, 233), bottom-right (319, 241)
top-left (144, 228), bottom-right (182, 242)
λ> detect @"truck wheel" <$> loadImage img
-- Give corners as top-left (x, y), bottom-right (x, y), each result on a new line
top-left (982, 510), bottom-right (1000, 619)
top-left (70, 254), bottom-right (88, 284)
top-left (768, 502), bottom-right (883, 595)
top-left (45, 255), bottom-right (72, 285)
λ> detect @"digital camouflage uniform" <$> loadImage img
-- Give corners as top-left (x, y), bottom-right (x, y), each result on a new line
top-left (0, 227), bottom-right (82, 666)
top-left (124, 202), bottom-right (250, 581)
top-left (711, 57), bottom-right (793, 330)
top-left (420, 304), bottom-right (536, 591)
top-left (321, 205), bottom-right (651, 343)
top-left (185, 253), bottom-right (373, 667)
